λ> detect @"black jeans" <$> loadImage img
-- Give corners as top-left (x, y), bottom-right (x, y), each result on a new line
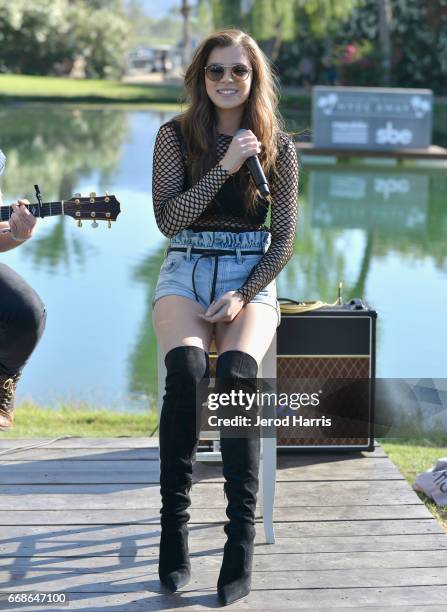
top-left (0, 263), bottom-right (46, 376)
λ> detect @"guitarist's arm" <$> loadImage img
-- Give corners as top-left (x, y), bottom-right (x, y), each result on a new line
top-left (0, 199), bottom-right (37, 253)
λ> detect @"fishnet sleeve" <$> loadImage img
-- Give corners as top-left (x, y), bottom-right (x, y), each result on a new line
top-left (236, 135), bottom-right (299, 305)
top-left (152, 122), bottom-right (231, 237)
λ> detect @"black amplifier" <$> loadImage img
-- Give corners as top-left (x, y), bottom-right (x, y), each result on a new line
top-left (276, 299), bottom-right (377, 451)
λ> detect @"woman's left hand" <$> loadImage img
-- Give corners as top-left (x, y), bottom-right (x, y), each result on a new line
top-left (198, 290), bottom-right (245, 323)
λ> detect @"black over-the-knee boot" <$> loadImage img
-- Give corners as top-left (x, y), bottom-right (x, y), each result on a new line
top-left (158, 344), bottom-right (209, 592)
top-left (215, 349), bottom-right (260, 606)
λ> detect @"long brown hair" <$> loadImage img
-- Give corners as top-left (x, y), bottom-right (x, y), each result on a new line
top-left (174, 28), bottom-right (290, 215)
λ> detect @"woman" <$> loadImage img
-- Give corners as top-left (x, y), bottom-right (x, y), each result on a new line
top-left (151, 28), bottom-right (299, 605)
top-left (0, 149), bottom-right (47, 430)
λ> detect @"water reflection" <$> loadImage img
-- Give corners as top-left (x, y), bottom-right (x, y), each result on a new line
top-left (1, 106), bottom-right (128, 272)
top-left (0, 107), bottom-right (126, 200)
top-left (0, 106), bottom-right (446, 411)
top-left (127, 248), bottom-right (166, 405)
top-left (310, 168), bottom-right (430, 232)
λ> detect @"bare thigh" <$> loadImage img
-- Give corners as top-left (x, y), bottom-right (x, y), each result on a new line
top-left (152, 295), bottom-right (215, 357)
top-left (214, 303), bottom-right (277, 367)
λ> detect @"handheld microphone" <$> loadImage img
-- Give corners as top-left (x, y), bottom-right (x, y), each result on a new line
top-left (236, 128), bottom-right (270, 197)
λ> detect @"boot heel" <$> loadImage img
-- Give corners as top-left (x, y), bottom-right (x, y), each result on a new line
top-left (217, 525), bottom-right (256, 605)
top-left (159, 525), bottom-right (191, 592)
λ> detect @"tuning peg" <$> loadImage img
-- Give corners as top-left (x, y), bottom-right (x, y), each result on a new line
top-left (107, 219), bottom-right (112, 229)
top-left (89, 192), bottom-right (96, 197)
top-left (77, 219), bottom-right (82, 228)
top-left (74, 192), bottom-right (81, 197)
top-left (91, 220), bottom-right (98, 228)
top-left (105, 191), bottom-right (110, 196)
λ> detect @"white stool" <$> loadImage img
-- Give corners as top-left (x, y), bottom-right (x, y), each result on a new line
top-left (156, 336), bottom-right (277, 544)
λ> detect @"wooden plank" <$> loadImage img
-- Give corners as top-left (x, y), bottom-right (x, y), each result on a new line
top-left (1, 590), bottom-right (447, 612)
top-left (275, 444), bottom-right (386, 454)
top-left (2, 448), bottom-right (385, 461)
top-left (265, 519), bottom-right (446, 536)
top-left (195, 456), bottom-right (402, 482)
top-left (0, 436), bottom-right (385, 451)
top-left (0, 505), bottom-right (433, 525)
top-left (0, 457), bottom-right (403, 484)
top-left (2, 561), bottom-right (447, 590)
top-left (277, 446), bottom-right (388, 458)
top-left (0, 445), bottom-right (387, 459)
top-left (0, 456), bottom-right (395, 471)
top-left (204, 549), bottom-right (447, 570)
top-left (0, 448), bottom-right (159, 461)
top-left (0, 481), bottom-right (423, 509)
top-left (0, 527), bottom-right (445, 557)
top-left (0, 437), bottom-right (159, 449)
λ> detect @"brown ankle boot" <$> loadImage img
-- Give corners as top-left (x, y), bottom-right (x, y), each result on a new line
top-left (0, 372), bottom-right (21, 430)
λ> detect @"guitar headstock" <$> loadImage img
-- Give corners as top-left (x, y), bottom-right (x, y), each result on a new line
top-left (64, 192), bottom-right (121, 228)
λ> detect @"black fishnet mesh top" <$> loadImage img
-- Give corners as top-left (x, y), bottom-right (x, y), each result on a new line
top-left (152, 121), bottom-right (299, 305)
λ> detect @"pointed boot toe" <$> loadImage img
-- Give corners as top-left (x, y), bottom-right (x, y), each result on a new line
top-left (217, 576), bottom-right (251, 605)
top-left (160, 567), bottom-right (191, 592)
top-left (158, 525), bottom-right (191, 592)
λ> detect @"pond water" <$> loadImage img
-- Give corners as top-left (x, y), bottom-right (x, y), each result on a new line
top-left (1, 105), bottom-right (446, 412)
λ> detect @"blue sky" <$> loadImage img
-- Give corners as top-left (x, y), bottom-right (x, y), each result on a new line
top-left (133, 0), bottom-right (180, 19)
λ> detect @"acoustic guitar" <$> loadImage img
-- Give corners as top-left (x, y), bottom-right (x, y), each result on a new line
top-left (0, 192), bottom-right (121, 229)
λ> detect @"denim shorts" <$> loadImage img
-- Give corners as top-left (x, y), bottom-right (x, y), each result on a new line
top-left (151, 229), bottom-right (281, 327)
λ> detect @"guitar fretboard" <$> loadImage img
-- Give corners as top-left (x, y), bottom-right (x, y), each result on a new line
top-left (0, 202), bottom-right (63, 222)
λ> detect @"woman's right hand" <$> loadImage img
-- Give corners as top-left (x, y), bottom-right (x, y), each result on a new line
top-left (219, 129), bottom-right (262, 175)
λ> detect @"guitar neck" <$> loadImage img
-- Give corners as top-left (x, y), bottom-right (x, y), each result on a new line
top-left (0, 202), bottom-right (64, 222)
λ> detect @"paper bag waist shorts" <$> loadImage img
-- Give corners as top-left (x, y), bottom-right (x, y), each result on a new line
top-left (151, 229), bottom-right (281, 327)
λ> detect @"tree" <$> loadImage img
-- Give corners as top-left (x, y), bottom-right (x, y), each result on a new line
top-left (0, 0), bottom-right (129, 78)
top-left (377, 0), bottom-right (392, 84)
top-left (199, 0), bottom-right (357, 64)
top-left (342, 0), bottom-right (447, 92)
top-left (180, 0), bottom-right (193, 70)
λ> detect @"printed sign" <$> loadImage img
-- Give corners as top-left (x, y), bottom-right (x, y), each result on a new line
top-left (312, 86), bottom-right (433, 150)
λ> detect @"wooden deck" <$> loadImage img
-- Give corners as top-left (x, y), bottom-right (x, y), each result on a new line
top-left (0, 437), bottom-right (446, 611)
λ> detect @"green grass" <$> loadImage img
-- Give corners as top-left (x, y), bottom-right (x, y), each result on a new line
top-left (379, 437), bottom-right (447, 532)
top-left (0, 74), bottom-right (311, 109)
top-left (1, 76), bottom-right (446, 121)
top-left (1, 75), bottom-right (446, 112)
top-left (0, 74), bottom-right (183, 105)
top-left (1, 401), bottom-right (158, 438)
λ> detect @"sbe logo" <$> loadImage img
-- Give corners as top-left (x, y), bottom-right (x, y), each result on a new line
top-left (376, 121), bottom-right (413, 146)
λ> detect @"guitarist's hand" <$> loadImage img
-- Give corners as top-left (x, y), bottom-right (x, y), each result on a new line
top-left (9, 199), bottom-right (36, 242)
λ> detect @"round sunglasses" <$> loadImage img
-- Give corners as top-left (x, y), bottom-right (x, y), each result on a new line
top-left (204, 63), bottom-right (252, 82)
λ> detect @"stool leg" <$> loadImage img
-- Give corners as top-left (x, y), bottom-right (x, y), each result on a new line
top-left (260, 337), bottom-right (277, 545)
top-left (262, 435), bottom-right (276, 544)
